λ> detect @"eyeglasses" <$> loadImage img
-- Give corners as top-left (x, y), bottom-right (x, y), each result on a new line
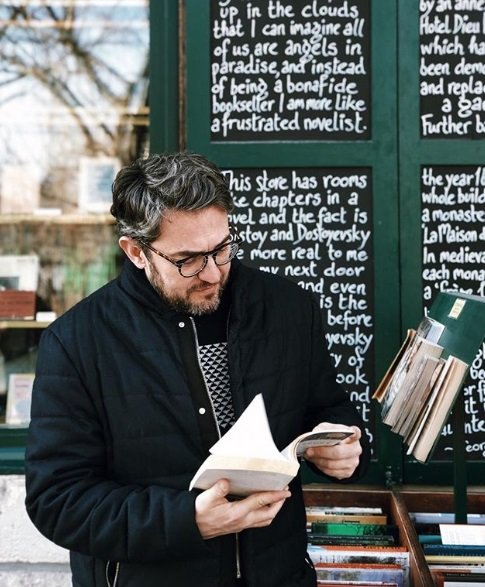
top-left (140, 231), bottom-right (240, 278)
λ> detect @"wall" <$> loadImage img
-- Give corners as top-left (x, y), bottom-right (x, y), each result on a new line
top-left (0, 476), bottom-right (70, 587)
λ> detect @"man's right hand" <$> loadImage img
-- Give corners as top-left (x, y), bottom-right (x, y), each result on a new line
top-left (194, 479), bottom-right (291, 539)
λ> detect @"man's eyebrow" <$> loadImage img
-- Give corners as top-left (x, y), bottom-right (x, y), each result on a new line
top-left (173, 233), bottom-right (231, 258)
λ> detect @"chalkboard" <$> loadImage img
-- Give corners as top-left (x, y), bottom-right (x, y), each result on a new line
top-left (210, 0), bottom-right (371, 140)
top-left (225, 166), bottom-right (376, 446)
top-left (421, 164), bottom-right (485, 461)
top-left (419, 2), bottom-right (485, 139)
top-left (185, 0), bottom-right (408, 485)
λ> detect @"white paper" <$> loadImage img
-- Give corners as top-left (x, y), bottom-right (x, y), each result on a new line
top-left (209, 394), bottom-right (285, 461)
top-left (440, 523), bottom-right (485, 546)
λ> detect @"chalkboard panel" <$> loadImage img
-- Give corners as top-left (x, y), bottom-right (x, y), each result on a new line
top-left (225, 166), bottom-right (375, 446)
top-left (419, 2), bottom-right (485, 139)
top-left (421, 164), bottom-right (485, 460)
top-left (210, 0), bottom-right (371, 141)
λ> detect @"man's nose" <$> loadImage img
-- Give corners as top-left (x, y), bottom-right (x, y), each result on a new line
top-left (198, 254), bottom-right (221, 282)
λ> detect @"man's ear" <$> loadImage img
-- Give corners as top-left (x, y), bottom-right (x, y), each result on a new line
top-left (119, 236), bottom-right (147, 269)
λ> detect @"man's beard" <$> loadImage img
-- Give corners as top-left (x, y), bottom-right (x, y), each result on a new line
top-left (146, 258), bottom-right (226, 315)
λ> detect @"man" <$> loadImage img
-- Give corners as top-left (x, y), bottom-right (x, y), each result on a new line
top-left (25, 152), bottom-right (369, 587)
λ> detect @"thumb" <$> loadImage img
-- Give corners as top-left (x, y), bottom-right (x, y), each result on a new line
top-left (208, 478), bottom-right (230, 499)
top-left (347, 426), bottom-right (362, 441)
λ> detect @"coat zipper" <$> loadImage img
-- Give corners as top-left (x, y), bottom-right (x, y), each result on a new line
top-left (105, 561), bottom-right (120, 587)
top-left (189, 317), bottom-right (242, 580)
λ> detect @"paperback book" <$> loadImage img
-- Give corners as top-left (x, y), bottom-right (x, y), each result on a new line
top-left (310, 522), bottom-right (399, 541)
top-left (308, 534), bottom-right (397, 547)
top-left (307, 544), bottom-right (410, 587)
top-left (189, 394), bottom-right (353, 496)
top-left (306, 512), bottom-right (388, 525)
top-left (314, 562), bottom-right (405, 587)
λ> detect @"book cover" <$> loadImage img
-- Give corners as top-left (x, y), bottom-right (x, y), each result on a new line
top-left (401, 359), bottom-right (446, 446)
top-left (311, 522), bottom-right (399, 540)
top-left (423, 545), bottom-right (485, 557)
top-left (315, 562), bottom-right (405, 587)
top-left (410, 512), bottom-right (485, 525)
top-left (306, 512), bottom-right (388, 525)
top-left (307, 544), bottom-right (410, 587)
top-left (409, 355), bottom-right (468, 462)
top-left (381, 335), bottom-right (443, 427)
top-left (391, 355), bottom-right (441, 436)
top-left (307, 506), bottom-right (385, 516)
top-left (5, 373), bottom-right (35, 425)
top-left (425, 554), bottom-right (485, 565)
top-left (431, 570), bottom-right (485, 587)
top-left (308, 534), bottom-right (396, 547)
top-left (189, 393), bottom-right (353, 496)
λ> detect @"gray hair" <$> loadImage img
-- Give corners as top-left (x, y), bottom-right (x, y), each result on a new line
top-left (111, 152), bottom-right (233, 242)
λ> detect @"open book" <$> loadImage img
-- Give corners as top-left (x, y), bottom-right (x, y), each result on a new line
top-left (189, 394), bottom-right (353, 497)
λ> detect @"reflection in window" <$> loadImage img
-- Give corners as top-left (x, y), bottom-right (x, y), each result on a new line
top-left (0, 1), bottom-right (149, 214)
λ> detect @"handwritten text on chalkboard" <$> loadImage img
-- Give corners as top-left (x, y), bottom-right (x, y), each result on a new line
top-left (420, 1), bottom-right (485, 138)
top-left (226, 167), bottom-right (375, 444)
top-left (422, 165), bottom-right (485, 459)
top-left (211, 0), bottom-right (371, 140)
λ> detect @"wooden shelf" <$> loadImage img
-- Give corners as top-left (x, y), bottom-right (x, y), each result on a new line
top-left (0, 320), bottom-right (52, 329)
top-left (395, 485), bottom-right (485, 515)
top-left (0, 213), bottom-right (114, 225)
top-left (303, 484), bottom-right (435, 587)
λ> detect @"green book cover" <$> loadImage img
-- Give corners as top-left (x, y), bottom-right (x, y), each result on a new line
top-left (428, 291), bottom-right (485, 365)
top-left (310, 522), bottom-right (399, 540)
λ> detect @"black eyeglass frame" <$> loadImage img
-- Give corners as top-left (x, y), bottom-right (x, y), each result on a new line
top-left (139, 228), bottom-right (241, 278)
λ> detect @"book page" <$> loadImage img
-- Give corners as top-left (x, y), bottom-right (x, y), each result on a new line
top-left (392, 355), bottom-right (441, 435)
top-left (416, 315), bottom-right (445, 344)
top-left (410, 356), bottom-right (468, 462)
top-left (282, 426), bottom-right (354, 460)
top-left (381, 336), bottom-right (443, 422)
top-left (373, 329), bottom-right (415, 403)
top-left (406, 358), bottom-right (451, 454)
top-left (440, 524), bottom-right (485, 546)
top-left (209, 394), bottom-right (285, 461)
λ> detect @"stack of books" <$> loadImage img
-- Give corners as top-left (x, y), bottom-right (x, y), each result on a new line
top-left (409, 511), bottom-right (485, 586)
top-left (306, 505), bottom-right (410, 587)
top-left (372, 316), bottom-right (468, 463)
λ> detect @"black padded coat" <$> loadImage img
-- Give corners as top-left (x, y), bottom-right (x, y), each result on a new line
top-left (25, 259), bottom-right (369, 587)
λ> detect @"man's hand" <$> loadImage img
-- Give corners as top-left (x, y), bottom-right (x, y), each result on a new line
top-left (304, 423), bottom-right (362, 480)
top-left (195, 480), bottom-right (291, 539)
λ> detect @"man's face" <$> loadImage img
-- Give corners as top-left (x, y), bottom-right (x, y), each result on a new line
top-left (144, 206), bottom-right (232, 315)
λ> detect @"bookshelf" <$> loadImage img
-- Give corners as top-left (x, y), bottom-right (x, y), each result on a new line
top-left (303, 485), bottom-right (434, 587)
top-left (305, 484), bottom-right (485, 587)
top-left (373, 291), bottom-right (485, 520)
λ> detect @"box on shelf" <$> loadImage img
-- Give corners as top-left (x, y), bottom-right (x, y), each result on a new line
top-left (0, 290), bottom-right (36, 320)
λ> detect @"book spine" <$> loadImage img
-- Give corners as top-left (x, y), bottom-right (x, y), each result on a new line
top-left (308, 534), bottom-right (396, 547)
top-left (423, 544), bottom-right (485, 556)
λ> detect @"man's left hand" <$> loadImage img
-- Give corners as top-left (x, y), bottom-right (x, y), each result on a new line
top-left (304, 423), bottom-right (363, 480)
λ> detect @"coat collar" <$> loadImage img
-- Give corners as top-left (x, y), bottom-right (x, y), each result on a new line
top-left (117, 256), bottom-right (245, 320)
